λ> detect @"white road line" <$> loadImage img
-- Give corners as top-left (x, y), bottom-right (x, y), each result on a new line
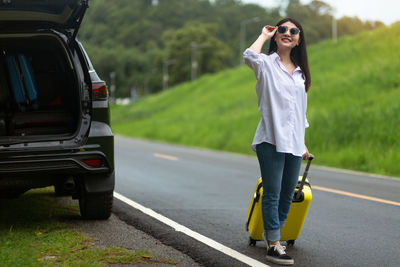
top-left (114, 192), bottom-right (270, 267)
top-left (153, 153), bottom-right (179, 161)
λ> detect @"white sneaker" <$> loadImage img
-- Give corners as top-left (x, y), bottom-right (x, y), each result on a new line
top-left (266, 243), bottom-right (294, 265)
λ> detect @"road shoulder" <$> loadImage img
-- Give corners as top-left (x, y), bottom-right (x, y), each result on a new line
top-left (59, 197), bottom-right (202, 267)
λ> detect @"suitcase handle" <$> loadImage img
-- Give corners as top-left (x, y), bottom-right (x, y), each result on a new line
top-left (294, 154), bottom-right (314, 201)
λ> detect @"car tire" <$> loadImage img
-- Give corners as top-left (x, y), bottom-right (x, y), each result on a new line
top-left (54, 183), bottom-right (69, 196)
top-left (79, 191), bottom-right (113, 220)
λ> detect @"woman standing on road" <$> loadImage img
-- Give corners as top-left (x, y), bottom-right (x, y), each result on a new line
top-left (243, 18), bottom-right (311, 265)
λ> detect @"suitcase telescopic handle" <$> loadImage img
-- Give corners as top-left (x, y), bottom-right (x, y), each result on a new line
top-left (295, 154), bottom-right (314, 200)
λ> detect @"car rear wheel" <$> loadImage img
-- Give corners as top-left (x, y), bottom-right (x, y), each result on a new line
top-left (54, 184), bottom-right (69, 196)
top-left (54, 182), bottom-right (70, 197)
top-left (79, 190), bottom-right (113, 220)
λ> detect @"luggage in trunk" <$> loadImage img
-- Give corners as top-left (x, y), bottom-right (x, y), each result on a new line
top-left (0, 34), bottom-right (80, 139)
top-left (5, 53), bottom-right (29, 111)
top-left (16, 53), bottom-right (39, 109)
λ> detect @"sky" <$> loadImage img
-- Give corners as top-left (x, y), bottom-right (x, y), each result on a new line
top-left (242, 0), bottom-right (399, 25)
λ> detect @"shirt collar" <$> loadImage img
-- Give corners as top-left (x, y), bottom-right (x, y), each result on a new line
top-left (270, 52), bottom-right (280, 62)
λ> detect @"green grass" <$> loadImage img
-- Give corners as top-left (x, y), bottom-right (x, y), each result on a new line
top-left (0, 188), bottom-right (177, 266)
top-left (111, 22), bottom-right (400, 177)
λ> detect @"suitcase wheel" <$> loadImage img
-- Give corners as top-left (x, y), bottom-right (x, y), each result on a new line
top-left (248, 237), bottom-right (257, 246)
top-left (287, 240), bottom-right (295, 246)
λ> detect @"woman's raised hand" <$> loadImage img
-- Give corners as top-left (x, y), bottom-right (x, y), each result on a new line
top-left (262, 25), bottom-right (278, 39)
top-left (248, 25), bottom-right (277, 53)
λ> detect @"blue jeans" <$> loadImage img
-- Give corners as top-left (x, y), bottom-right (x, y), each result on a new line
top-left (256, 142), bottom-right (302, 242)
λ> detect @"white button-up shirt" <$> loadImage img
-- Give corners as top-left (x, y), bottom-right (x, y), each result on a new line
top-left (243, 48), bottom-right (309, 157)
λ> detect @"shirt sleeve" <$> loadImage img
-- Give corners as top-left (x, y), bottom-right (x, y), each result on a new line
top-left (243, 48), bottom-right (263, 80)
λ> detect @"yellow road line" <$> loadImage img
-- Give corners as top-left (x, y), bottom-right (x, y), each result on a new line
top-left (313, 185), bottom-right (400, 207)
top-left (153, 153), bottom-right (179, 161)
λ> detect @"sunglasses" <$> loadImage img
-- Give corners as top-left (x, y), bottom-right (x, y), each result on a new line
top-left (277, 25), bottom-right (300, 36)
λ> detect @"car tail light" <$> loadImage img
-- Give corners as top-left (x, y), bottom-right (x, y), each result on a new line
top-left (82, 159), bottom-right (102, 167)
top-left (92, 82), bottom-right (108, 100)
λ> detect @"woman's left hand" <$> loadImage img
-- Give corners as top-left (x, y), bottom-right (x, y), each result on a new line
top-left (303, 146), bottom-right (310, 160)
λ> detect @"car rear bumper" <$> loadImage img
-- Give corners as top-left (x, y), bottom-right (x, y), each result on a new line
top-left (0, 150), bottom-right (111, 176)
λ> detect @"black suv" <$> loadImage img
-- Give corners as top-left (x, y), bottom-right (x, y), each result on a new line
top-left (0, 0), bottom-right (114, 219)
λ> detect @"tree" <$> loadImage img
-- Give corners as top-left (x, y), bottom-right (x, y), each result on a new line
top-left (337, 17), bottom-right (385, 38)
top-left (164, 23), bottom-right (231, 85)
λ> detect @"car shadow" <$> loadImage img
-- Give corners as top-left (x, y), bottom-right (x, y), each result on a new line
top-left (0, 187), bottom-right (82, 230)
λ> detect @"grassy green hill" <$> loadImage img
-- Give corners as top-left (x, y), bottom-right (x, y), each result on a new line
top-left (111, 22), bottom-right (400, 177)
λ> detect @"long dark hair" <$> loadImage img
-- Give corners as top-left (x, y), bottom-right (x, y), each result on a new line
top-left (268, 18), bottom-right (311, 92)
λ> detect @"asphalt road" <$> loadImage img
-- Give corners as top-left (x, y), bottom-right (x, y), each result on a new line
top-left (113, 135), bottom-right (400, 267)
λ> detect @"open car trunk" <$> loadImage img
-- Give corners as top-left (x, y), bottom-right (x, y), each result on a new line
top-left (0, 33), bottom-right (81, 144)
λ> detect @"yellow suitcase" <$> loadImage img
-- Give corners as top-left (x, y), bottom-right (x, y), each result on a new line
top-left (246, 155), bottom-right (314, 246)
